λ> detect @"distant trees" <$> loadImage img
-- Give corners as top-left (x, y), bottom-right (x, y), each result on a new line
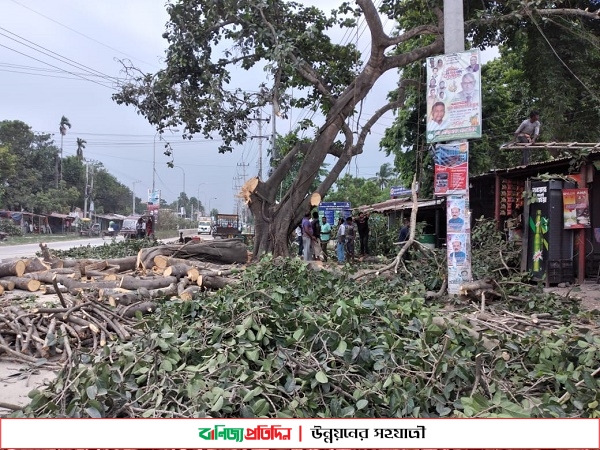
top-left (76, 138), bottom-right (86, 161)
top-left (0, 119), bottom-right (133, 215)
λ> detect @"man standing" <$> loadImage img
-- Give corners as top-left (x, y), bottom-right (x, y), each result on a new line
top-left (311, 211), bottom-right (322, 260)
top-left (301, 212), bottom-right (315, 261)
top-left (295, 224), bottom-right (303, 257)
top-left (398, 218), bottom-right (410, 243)
top-left (336, 217), bottom-right (346, 263)
top-left (356, 212), bottom-right (370, 256)
top-left (514, 111), bottom-right (541, 164)
top-left (320, 215), bottom-right (331, 262)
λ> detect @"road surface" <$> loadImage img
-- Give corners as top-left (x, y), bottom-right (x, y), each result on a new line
top-left (0, 230), bottom-right (212, 260)
top-left (0, 236), bottom-right (121, 260)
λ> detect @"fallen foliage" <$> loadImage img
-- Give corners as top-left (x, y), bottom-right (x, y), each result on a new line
top-left (10, 251), bottom-right (599, 419)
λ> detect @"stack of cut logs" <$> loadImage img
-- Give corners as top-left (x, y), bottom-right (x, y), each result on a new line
top-left (0, 239), bottom-right (248, 364)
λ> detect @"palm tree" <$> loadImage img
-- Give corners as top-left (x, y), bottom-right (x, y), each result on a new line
top-left (76, 137), bottom-right (86, 161)
top-left (373, 163), bottom-right (395, 191)
top-left (58, 116), bottom-right (71, 186)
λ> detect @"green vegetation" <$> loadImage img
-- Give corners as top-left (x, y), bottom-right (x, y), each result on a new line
top-left (14, 219), bottom-right (599, 419)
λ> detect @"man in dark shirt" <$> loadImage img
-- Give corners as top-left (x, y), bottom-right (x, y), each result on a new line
top-left (355, 212), bottom-right (370, 256)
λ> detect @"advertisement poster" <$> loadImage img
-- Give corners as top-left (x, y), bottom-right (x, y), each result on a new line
top-left (447, 194), bottom-right (472, 295)
top-left (318, 202), bottom-right (352, 226)
top-left (447, 196), bottom-right (469, 233)
top-left (426, 50), bottom-right (482, 143)
top-left (563, 188), bottom-right (591, 229)
top-left (528, 182), bottom-right (549, 280)
top-left (434, 141), bottom-right (469, 195)
top-left (147, 189), bottom-right (161, 212)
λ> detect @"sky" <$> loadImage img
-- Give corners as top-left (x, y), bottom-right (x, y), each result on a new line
top-left (0, 0), bottom-right (409, 214)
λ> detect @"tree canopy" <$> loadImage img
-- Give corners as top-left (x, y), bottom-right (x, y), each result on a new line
top-left (0, 120), bottom-right (136, 215)
top-left (112, 0), bottom-right (598, 256)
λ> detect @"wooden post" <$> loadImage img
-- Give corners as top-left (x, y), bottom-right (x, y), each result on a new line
top-left (494, 174), bottom-right (501, 229)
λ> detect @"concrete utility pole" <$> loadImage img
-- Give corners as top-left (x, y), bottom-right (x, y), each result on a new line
top-left (84, 162), bottom-right (89, 219)
top-left (444, 0), bottom-right (465, 53)
top-left (443, 0), bottom-right (472, 295)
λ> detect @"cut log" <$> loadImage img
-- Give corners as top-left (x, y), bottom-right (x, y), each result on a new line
top-left (98, 288), bottom-right (139, 306)
top-left (139, 240), bottom-right (248, 268)
top-left (164, 263), bottom-right (198, 279)
top-left (119, 275), bottom-right (177, 290)
top-left (179, 286), bottom-right (201, 301)
top-left (459, 279), bottom-right (494, 295)
top-left (0, 284), bottom-right (4, 295)
top-left (0, 280), bottom-right (15, 291)
top-left (106, 256), bottom-right (138, 272)
top-left (22, 257), bottom-right (50, 274)
top-left (41, 284), bottom-right (69, 295)
top-left (121, 301), bottom-right (158, 318)
top-left (0, 260), bottom-right (26, 277)
top-left (198, 274), bottom-right (239, 290)
top-left (2, 276), bottom-right (41, 292)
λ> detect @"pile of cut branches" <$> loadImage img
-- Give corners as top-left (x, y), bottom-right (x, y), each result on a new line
top-left (12, 256), bottom-right (599, 419)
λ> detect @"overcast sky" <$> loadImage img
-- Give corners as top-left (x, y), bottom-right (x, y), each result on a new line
top-left (1, 0), bottom-right (407, 214)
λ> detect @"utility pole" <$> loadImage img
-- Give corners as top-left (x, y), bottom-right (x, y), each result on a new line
top-left (250, 110), bottom-right (270, 179)
top-left (132, 180), bottom-right (141, 214)
top-left (84, 162), bottom-right (89, 219)
top-left (443, 0), bottom-right (471, 295)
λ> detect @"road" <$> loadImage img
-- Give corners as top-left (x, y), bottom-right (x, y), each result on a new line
top-left (0, 236), bottom-right (122, 259)
top-left (0, 230), bottom-right (212, 260)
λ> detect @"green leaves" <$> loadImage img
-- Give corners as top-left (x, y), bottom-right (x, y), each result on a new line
top-left (16, 254), bottom-right (599, 420)
top-left (315, 371), bottom-right (328, 383)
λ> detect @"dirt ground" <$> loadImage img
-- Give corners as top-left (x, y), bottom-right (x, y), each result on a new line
top-left (1, 279), bottom-right (600, 414)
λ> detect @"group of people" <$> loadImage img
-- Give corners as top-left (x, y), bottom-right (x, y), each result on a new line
top-left (295, 211), bottom-right (371, 264)
top-left (136, 217), bottom-right (153, 239)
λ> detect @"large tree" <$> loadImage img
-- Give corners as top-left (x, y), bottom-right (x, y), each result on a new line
top-left (113, 0), bottom-right (597, 257)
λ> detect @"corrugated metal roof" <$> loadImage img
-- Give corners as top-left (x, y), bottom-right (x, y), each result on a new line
top-left (359, 198), bottom-right (443, 213)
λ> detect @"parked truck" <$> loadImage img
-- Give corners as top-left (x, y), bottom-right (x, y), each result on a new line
top-left (197, 216), bottom-right (213, 234)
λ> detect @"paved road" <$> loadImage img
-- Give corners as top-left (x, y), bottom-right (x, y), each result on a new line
top-left (0, 230), bottom-right (212, 260)
top-left (0, 236), bottom-right (123, 260)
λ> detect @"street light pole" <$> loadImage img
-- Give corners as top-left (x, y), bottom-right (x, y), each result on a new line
top-left (173, 165), bottom-right (186, 217)
top-left (209, 197), bottom-right (217, 217)
top-left (132, 180), bottom-right (141, 214)
top-left (152, 131), bottom-right (159, 193)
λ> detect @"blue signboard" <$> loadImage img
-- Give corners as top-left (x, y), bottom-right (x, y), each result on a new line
top-left (318, 202), bottom-right (352, 226)
top-left (390, 186), bottom-right (412, 197)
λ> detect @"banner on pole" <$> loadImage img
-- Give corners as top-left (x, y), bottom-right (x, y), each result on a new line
top-left (434, 141), bottom-right (469, 195)
top-left (147, 189), bottom-right (161, 212)
top-left (426, 50), bottom-right (482, 143)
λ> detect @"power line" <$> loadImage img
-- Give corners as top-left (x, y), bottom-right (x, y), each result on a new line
top-left (0, 43), bottom-right (116, 90)
top-left (9, 0), bottom-right (160, 70)
top-left (0, 26), bottom-right (119, 85)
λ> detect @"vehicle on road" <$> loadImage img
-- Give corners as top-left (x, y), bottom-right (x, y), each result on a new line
top-left (213, 214), bottom-right (241, 239)
top-left (120, 214), bottom-right (155, 239)
top-left (79, 221), bottom-right (101, 237)
top-left (197, 216), bottom-right (212, 234)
